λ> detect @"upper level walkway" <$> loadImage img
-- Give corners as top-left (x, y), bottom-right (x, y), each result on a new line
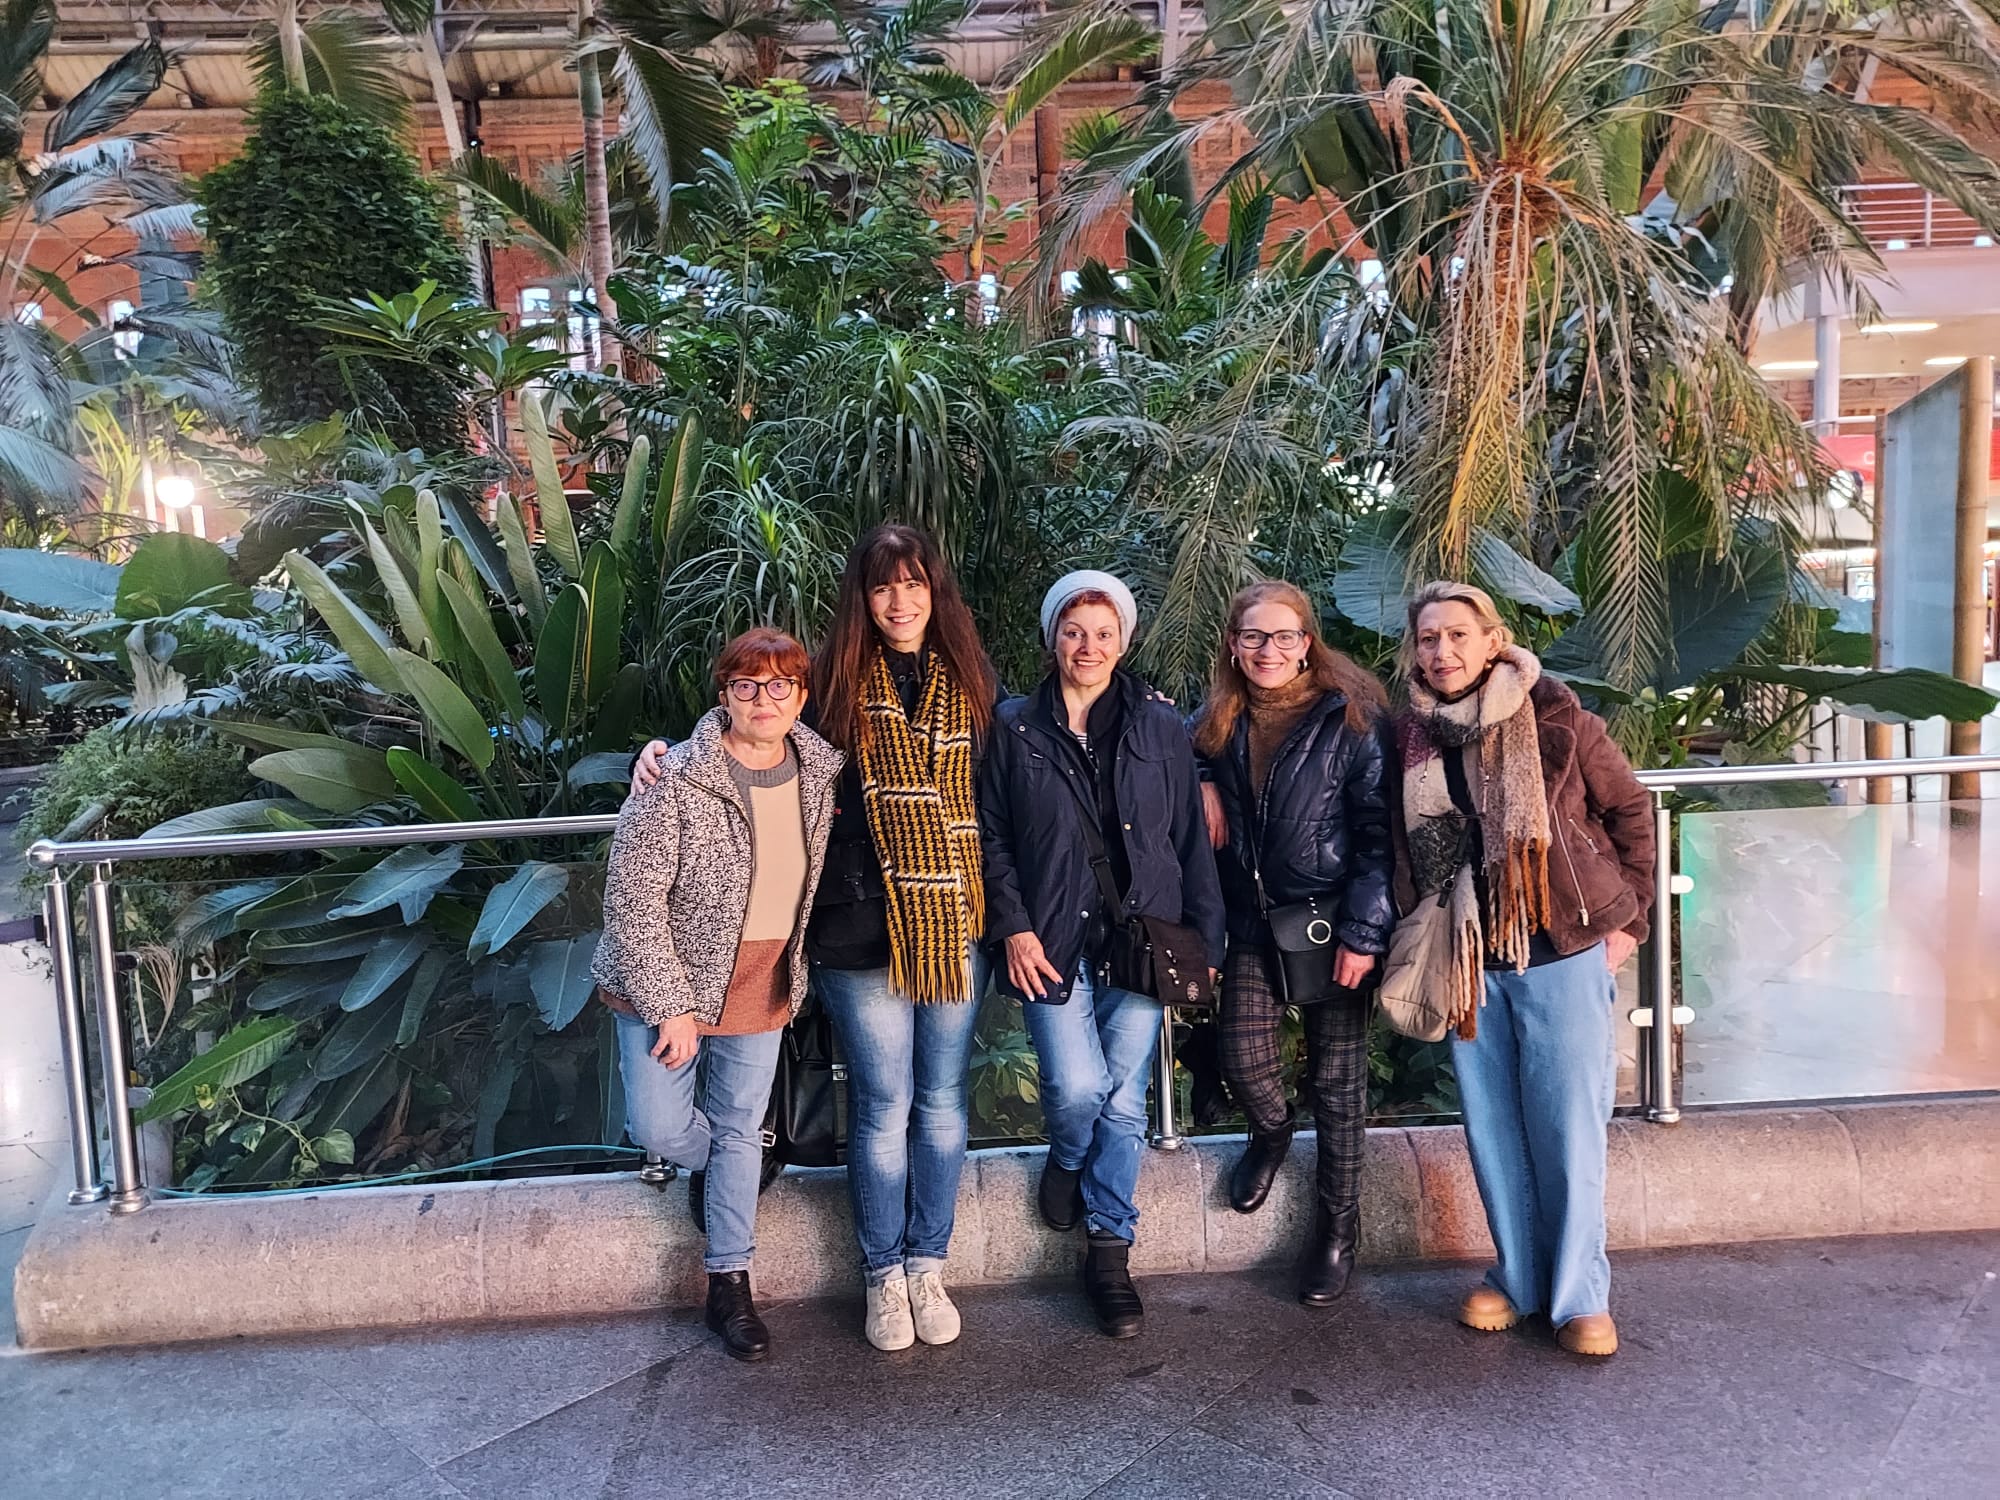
top-left (2, 1220), bottom-right (1995, 1499)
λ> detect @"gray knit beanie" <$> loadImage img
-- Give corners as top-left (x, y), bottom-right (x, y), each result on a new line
top-left (1040, 569), bottom-right (1139, 649)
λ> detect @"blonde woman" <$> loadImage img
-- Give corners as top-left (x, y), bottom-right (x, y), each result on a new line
top-left (1394, 581), bottom-right (1653, 1357)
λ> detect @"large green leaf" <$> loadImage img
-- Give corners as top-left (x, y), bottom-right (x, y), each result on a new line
top-left (1470, 532), bottom-right (1580, 618)
top-left (245, 964), bottom-right (358, 1013)
top-left (579, 541), bottom-right (625, 708)
top-left (135, 1017), bottom-right (298, 1123)
top-left (388, 648), bottom-right (496, 770)
top-left (115, 533), bottom-right (247, 619)
top-left (1723, 665), bottom-right (2000, 725)
top-left (535, 582), bottom-right (588, 731)
top-left (587, 663), bottom-right (646, 753)
top-left (494, 493), bottom-right (546, 631)
top-left (339, 928), bottom-right (433, 1011)
top-left (386, 745), bottom-right (484, 822)
top-left (1329, 510), bottom-right (1410, 635)
top-left (143, 798), bottom-right (316, 839)
top-left (610, 433), bottom-right (651, 558)
top-left (527, 932), bottom-right (600, 1030)
top-left (363, 518), bottom-right (436, 656)
top-left (652, 413), bottom-right (705, 572)
top-left (255, 927), bottom-right (399, 966)
top-left (434, 490), bottom-right (515, 603)
top-left (308, 992), bottom-right (405, 1081)
top-left (327, 843), bottom-right (465, 923)
top-left (395, 948), bottom-right (449, 1046)
top-left (250, 744), bottom-right (398, 813)
top-left (284, 549), bottom-right (406, 693)
top-left (173, 880), bottom-right (285, 945)
top-left (0, 548), bottom-right (121, 613)
top-left (468, 861), bottom-right (570, 961)
top-left (415, 490), bottom-right (448, 648)
top-left (208, 722), bottom-right (365, 755)
top-left (520, 392), bottom-right (581, 578)
top-left (436, 570), bottom-right (528, 722)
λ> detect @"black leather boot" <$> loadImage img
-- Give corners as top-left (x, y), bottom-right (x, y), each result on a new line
top-left (1229, 1128), bottom-right (1293, 1214)
top-left (1298, 1202), bottom-right (1359, 1307)
top-left (704, 1271), bottom-right (772, 1362)
top-left (1082, 1231), bottom-right (1145, 1339)
top-left (1038, 1158), bottom-right (1085, 1232)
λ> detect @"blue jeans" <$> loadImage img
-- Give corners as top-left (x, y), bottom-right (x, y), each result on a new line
top-left (1451, 943), bottom-right (1617, 1326)
top-left (1021, 965), bottom-right (1162, 1244)
top-left (815, 947), bottom-right (987, 1283)
top-left (616, 1012), bottom-right (783, 1276)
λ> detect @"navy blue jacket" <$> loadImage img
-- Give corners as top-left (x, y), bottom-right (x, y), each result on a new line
top-left (1201, 692), bottom-right (1396, 956)
top-left (980, 669), bottom-right (1226, 1004)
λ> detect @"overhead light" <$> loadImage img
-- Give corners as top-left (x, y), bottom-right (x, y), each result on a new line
top-left (1925, 356), bottom-right (1968, 368)
top-left (1759, 359), bottom-right (1819, 372)
top-left (156, 473), bottom-right (197, 509)
top-left (1859, 320), bottom-right (1937, 334)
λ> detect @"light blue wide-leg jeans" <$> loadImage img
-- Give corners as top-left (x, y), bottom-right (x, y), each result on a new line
top-left (1450, 943), bottom-right (1617, 1326)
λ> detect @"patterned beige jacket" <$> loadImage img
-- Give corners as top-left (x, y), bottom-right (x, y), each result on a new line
top-left (594, 707), bottom-right (843, 1027)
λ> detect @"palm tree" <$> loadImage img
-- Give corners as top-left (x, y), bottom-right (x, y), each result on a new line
top-left (1053, 0), bottom-right (2000, 692)
top-left (2, 2), bottom-right (180, 516)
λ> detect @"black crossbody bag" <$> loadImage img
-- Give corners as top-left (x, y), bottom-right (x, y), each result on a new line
top-left (1247, 799), bottom-right (1343, 1008)
top-left (1074, 793), bottom-right (1216, 1012)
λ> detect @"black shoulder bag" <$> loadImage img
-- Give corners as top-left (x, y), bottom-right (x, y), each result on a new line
top-left (764, 990), bottom-right (849, 1167)
top-left (1075, 789), bottom-right (1216, 1012)
top-left (1248, 799), bottom-right (1344, 1008)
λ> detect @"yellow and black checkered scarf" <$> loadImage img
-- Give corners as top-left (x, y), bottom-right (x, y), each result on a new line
top-left (857, 650), bottom-right (983, 1004)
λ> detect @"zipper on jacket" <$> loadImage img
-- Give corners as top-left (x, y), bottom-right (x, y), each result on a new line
top-left (1551, 816), bottom-right (1588, 927)
top-left (1249, 703), bottom-right (1337, 862)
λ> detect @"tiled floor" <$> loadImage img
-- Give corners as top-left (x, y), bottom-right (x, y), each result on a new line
top-left (1, 1231), bottom-right (1994, 1499)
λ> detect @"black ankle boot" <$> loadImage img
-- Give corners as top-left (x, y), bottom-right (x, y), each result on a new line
top-left (688, 1170), bottom-right (706, 1233)
top-left (704, 1271), bottom-right (771, 1362)
top-left (1038, 1158), bottom-right (1085, 1232)
top-left (1082, 1231), bottom-right (1144, 1339)
top-left (1229, 1128), bottom-right (1293, 1214)
top-left (1298, 1202), bottom-right (1359, 1307)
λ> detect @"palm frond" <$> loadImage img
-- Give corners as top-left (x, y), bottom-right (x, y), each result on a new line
top-left (248, 11), bottom-right (411, 127)
top-left (449, 150), bottom-right (581, 261)
top-left (609, 42), bottom-right (734, 221)
top-left (42, 40), bottom-right (167, 152)
top-left (1000, 3), bottom-right (1160, 136)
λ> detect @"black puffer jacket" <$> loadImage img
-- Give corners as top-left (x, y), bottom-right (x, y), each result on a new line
top-left (1202, 692), bottom-right (1396, 956)
top-left (980, 669), bottom-right (1226, 1005)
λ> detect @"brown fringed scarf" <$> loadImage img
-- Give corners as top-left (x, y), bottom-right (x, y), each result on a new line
top-left (1398, 646), bottom-right (1553, 1039)
top-left (856, 650), bottom-right (983, 1004)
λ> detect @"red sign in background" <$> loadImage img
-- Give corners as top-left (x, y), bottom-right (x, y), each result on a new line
top-left (1822, 430), bottom-right (2000, 483)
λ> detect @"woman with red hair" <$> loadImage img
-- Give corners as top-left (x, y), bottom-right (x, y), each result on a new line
top-left (596, 627), bottom-right (843, 1363)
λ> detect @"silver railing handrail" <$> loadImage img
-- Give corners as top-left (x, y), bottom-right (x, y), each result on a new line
top-left (30, 751), bottom-right (2000, 1210)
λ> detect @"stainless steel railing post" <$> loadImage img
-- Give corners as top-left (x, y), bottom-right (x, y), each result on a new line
top-left (44, 873), bottom-right (107, 1204)
top-left (84, 863), bottom-right (147, 1213)
top-left (1648, 796), bottom-right (1680, 1125)
top-left (1151, 1005), bottom-right (1184, 1150)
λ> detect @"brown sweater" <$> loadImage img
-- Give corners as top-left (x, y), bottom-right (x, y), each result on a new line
top-left (1245, 673), bottom-right (1324, 797)
top-left (702, 747), bottom-right (809, 1036)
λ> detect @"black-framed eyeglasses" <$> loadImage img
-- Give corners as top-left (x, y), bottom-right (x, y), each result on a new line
top-left (725, 677), bottom-right (797, 702)
top-left (1234, 628), bottom-right (1308, 651)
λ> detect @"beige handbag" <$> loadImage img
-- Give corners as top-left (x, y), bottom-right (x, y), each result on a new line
top-left (1377, 866), bottom-right (1471, 1043)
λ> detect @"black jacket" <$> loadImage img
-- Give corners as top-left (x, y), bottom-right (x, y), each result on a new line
top-left (980, 669), bottom-right (1226, 1004)
top-left (1202, 692), bottom-right (1396, 956)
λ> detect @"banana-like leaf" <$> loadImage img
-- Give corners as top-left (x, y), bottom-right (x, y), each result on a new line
top-left (246, 964), bottom-right (356, 1015)
top-left (363, 519), bottom-right (437, 657)
top-left (327, 843), bottom-right (465, 923)
top-left (416, 489), bottom-right (449, 648)
top-left (535, 583), bottom-right (589, 732)
top-left (396, 948), bottom-right (449, 1047)
top-left (143, 798), bottom-right (318, 839)
top-left (340, 928), bottom-right (433, 1012)
top-left (436, 570), bottom-right (528, 722)
top-left (284, 549), bottom-right (406, 693)
top-left (520, 393), bottom-right (581, 578)
top-left (115, 534), bottom-right (245, 619)
top-left (250, 744), bottom-right (398, 813)
top-left (528, 932), bottom-right (601, 1030)
top-left (652, 414), bottom-right (704, 572)
top-left (437, 490), bottom-right (516, 603)
top-left (135, 1016), bottom-right (298, 1123)
top-left (610, 433), bottom-right (651, 558)
top-left (386, 745), bottom-right (484, 822)
top-left (1722, 665), bottom-right (2000, 726)
top-left (255, 928), bottom-right (400, 966)
top-left (588, 663), bottom-right (646, 753)
top-left (388, 648), bottom-right (496, 770)
top-left (207, 722), bottom-right (364, 755)
top-left (308, 992), bottom-right (405, 1081)
top-left (469, 861), bottom-right (571, 961)
top-left (567, 750), bottom-right (636, 788)
top-left (0, 548), bottom-right (121, 613)
top-left (579, 541), bottom-right (625, 708)
top-left (494, 492), bottom-right (547, 631)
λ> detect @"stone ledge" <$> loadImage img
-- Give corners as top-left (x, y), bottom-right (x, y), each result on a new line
top-left (14, 1096), bottom-right (1997, 1350)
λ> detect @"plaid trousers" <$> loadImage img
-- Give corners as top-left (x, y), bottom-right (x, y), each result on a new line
top-left (1219, 942), bottom-right (1371, 1212)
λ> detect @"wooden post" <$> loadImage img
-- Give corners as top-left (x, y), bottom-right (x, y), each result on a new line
top-left (1867, 410), bottom-right (1896, 802)
top-left (1952, 356), bottom-right (1993, 801)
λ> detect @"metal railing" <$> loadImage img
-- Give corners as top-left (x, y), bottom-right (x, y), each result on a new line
top-left (26, 752), bottom-right (2000, 1213)
top-left (1837, 181), bottom-right (1994, 252)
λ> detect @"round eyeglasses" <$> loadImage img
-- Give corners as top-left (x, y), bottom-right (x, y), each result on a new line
top-left (726, 677), bottom-right (797, 702)
top-left (1234, 628), bottom-right (1308, 651)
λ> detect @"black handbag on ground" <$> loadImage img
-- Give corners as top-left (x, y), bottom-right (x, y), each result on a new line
top-left (764, 994), bottom-right (848, 1168)
top-left (1248, 803), bottom-right (1342, 1008)
top-left (1077, 797), bottom-right (1217, 1012)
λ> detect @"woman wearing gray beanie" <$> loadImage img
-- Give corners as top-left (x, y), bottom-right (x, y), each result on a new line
top-left (979, 570), bottom-right (1225, 1338)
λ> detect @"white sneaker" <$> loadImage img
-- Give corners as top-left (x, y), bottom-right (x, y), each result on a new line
top-left (864, 1271), bottom-right (916, 1351)
top-left (908, 1267), bottom-right (961, 1346)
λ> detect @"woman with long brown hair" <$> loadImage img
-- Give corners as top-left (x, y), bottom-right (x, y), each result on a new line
top-left (634, 523), bottom-right (998, 1353)
top-left (1192, 580), bottom-right (1395, 1305)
